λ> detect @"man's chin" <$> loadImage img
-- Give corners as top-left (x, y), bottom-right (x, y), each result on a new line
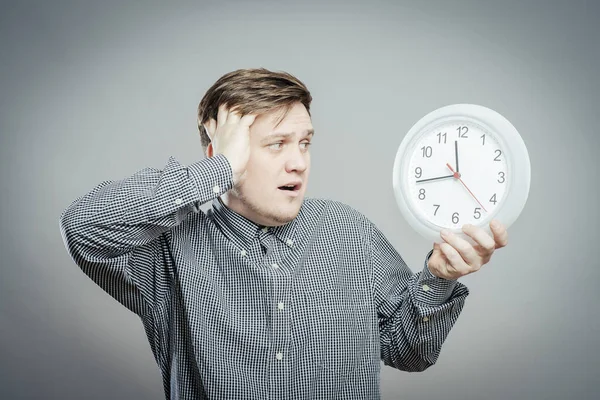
top-left (268, 204), bottom-right (303, 226)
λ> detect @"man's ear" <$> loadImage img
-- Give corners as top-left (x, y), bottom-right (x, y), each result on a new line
top-left (205, 142), bottom-right (214, 158)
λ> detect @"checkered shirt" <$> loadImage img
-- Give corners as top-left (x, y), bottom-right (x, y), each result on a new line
top-left (59, 154), bottom-right (469, 399)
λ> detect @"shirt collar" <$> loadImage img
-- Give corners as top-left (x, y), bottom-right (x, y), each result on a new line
top-left (210, 197), bottom-right (298, 249)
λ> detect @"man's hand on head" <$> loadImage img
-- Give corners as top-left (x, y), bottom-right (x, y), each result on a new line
top-left (204, 104), bottom-right (256, 185)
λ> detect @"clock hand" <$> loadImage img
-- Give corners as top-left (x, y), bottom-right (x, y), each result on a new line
top-left (446, 163), bottom-right (488, 212)
top-left (455, 140), bottom-right (459, 173)
top-left (416, 174), bottom-right (454, 183)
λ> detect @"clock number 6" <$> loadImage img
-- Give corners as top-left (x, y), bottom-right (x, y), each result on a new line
top-left (452, 212), bottom-right (459, 224)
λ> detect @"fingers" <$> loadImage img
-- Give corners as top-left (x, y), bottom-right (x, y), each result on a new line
top-left (461, 224), bottom-right (496, 254)
top-left (216, 104), bottom-right (255, 127)
top-left (217, 104), bottom-right (229, 127)
top-left (490, 219), bottom-right (508, 249)
top-left (205, 104), bottom-right (256, 143)
top-left (227, 108), bottom-right (241, 124)
top-left (432, 221), bottom-right (508, 280)
top-left (437, 242), bottom-right (467, 277)
top-left (204, 119), bottom-right (216, 140)
top-left (240, 113), bottom-right (256, 127)
top-left (440, 229), bottom-right (479, 272)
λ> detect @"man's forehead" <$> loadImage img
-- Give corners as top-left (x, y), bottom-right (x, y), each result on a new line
top-left (267, 128), bottom-right (314, 138)
top-left (254, 108), bottom-right (313, 137)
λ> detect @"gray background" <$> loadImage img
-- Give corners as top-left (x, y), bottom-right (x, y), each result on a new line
top-left (1, 0), bottom-right (598, 399)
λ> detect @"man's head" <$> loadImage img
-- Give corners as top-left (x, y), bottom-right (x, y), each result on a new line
top-left (197, 68), bottom-right (314, 227)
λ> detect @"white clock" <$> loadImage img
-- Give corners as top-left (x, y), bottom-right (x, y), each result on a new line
top-left (392, 104), bottom-right (531, 244)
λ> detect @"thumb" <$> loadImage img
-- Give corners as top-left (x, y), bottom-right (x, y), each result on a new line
top-left (204, 119), bottom-right (216, 140)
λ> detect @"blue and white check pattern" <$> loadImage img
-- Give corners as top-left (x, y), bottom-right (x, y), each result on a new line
top-left (59, 154), bottom-right (469, 399)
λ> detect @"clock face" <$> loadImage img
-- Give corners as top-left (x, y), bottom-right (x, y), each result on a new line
top-left (406, 120), bottom-right (509, 229)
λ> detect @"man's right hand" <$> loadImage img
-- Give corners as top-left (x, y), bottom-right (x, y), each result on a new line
top-left (204, 104), bottom-right (257, 185)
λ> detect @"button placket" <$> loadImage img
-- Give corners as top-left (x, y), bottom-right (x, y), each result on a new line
top-left (259, 229), bottom-right (290, 377)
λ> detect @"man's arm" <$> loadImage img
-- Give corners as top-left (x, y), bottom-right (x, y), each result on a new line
top-left (58, 154), bottom-right (233, 316)
top-left (370, 223), bottom-right (469, 372)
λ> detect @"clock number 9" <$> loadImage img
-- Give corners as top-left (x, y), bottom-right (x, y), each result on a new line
top-left (418, 188), bottom-right (426, 200)
top-left (415, 167), bottom-right (422, 178)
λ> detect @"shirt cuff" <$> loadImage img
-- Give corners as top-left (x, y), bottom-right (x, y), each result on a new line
top-left (414, 249), bottom-right (459, 306)
top-left (187, 154), bottom-right (234, 202)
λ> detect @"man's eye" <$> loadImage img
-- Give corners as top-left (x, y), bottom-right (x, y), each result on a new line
top-left (300, 142), bottom-right (311, 149)
top-left (269, 143), bottom-right (282, 149)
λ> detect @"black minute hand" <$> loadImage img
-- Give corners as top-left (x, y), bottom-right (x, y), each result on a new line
top-left (416, 174), bottom-right (454, 183)
top-left (455, 140), bottom-right (459, 173)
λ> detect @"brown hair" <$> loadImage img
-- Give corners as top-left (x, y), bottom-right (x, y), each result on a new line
top-left (197, 68), bottom-right (313, 149)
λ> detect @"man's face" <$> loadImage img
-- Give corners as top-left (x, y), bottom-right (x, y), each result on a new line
top-left (222, 102), bottom-right (313, 227)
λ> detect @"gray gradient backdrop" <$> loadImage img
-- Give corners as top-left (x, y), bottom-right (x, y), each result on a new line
top-left (1, 0), bottom-right (598, 399)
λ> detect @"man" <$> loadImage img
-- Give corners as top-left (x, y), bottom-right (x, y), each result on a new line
top-left (59, 68), bottom-right (508, 399)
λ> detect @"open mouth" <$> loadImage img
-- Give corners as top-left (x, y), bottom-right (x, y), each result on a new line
top-left (278, 184), bottom-right (300, 192)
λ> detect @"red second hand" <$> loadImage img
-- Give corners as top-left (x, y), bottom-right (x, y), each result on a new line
top-left (446, 163), bottom-right (488, 212)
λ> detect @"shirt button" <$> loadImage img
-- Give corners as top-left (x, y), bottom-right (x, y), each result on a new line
top-left (174, 198), bottom-right (183, 205)
top-left (286, 239), bottom-right (294, 247)
top-left (423, 316), bottom-right (430, 322)
top-left (212, 185), bottom-right (220, 194)
top-left (276, 352), bottom-right (283, 360)
top-left (271, 263), bottom-right (279, 269)
top-left (240, 250), bottom-right (247, 257)
top-left (422, 284), bottom-right (430, 292)
top-left (262, 227), bottom-right (269, 233)
top-left (277, 302), bottom-right (284, 310)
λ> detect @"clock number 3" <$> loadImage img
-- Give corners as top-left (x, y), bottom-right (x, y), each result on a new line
top-left (498, 171), bottom-right (505, 183)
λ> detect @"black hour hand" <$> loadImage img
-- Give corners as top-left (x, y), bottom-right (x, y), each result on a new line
top-left (416, 174), bottom-right (454, 183)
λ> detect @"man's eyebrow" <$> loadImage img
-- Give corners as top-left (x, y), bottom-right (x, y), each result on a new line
top-left (261, 129), bottom-right (315, 143)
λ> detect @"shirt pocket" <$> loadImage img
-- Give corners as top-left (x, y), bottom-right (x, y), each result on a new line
top-left (304, 289), bottom-right (373, 377)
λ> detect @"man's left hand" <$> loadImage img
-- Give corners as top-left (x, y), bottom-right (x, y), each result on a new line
top-left (427, 219), bottom-right (508, 280)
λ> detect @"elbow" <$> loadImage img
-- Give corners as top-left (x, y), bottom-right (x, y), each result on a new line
top-left (385, 356), bottom-right (436, 373)
top-left (382, 342), bottom-right (439, 373)
top-left (404, 358), bottom-right (436, 373)
top-left (58, 205), bottom-right (87, 262)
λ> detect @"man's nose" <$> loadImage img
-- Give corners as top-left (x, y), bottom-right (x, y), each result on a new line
top-left (285, 146), bottom-right (308, 173)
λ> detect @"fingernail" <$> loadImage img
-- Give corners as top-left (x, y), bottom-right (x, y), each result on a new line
top-left (491, 220), bottom-right (499, 228)
top-left (440, 229), bottom-right (450, 237)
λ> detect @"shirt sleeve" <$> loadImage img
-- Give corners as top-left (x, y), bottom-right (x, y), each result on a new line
top-left (58, 154), bottom-right (233, 316)
top-left (370, 222), bottom-right (470, 372)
